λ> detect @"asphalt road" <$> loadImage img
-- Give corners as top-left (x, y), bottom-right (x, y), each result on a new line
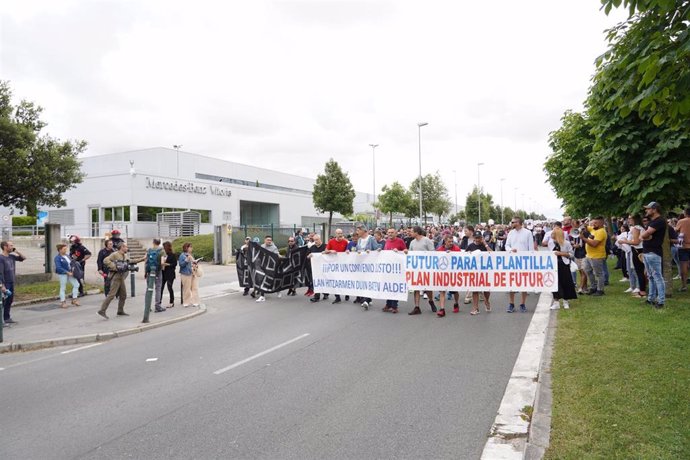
top-left (0, 283), bottom-right (536, 460)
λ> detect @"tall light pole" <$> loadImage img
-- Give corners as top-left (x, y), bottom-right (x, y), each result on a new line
top-left (514, 187), bottom-right (518, 214)
top-left (453, 169), bottom-right (458, 216)
top-left (369, 143), bottom-right (379, 224)
top-left (417, 122), bottom-right (428, 224)
top-left (477, 162), bottom-right (484, 224)
top-left (173, 144), bottom-right (183, 177)
top-left (500, 177), bottom-right (506, 225)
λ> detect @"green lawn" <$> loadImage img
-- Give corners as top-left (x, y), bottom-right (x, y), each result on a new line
top-left (14, 281), bottom-right (102, 302)
top-left (545, 260), bottom-right (690, 459)
top-left (171, 234), bottom-right (214, 261)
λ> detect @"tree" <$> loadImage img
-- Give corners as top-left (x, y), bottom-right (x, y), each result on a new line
top-left (598, 0), bottom-right (690, 129)
top-left (544, 111), bottom-right (625, 217)
top-left (464, 186), bottom-right (496, 224)
top-left (312, 159), bottom-right (356, 237)
top-left (409, 172), bottom-right (451, 223)
top-left (0, 81), bottom-right (86, 214)
top-left (376, 182), bottom-right (414, 227)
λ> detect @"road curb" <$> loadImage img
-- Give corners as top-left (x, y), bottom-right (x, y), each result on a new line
top-left (481, 291), bottom-right (553, 459)
top-left (0, 305), bottom-right (206, 353)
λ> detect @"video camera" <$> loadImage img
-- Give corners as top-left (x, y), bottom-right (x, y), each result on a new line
top-left (115, 260), bottom-right (140, 273)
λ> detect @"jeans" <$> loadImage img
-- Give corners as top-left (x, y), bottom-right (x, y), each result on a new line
top-left (2, 281), bottom-right (14, 320)
top-left (643, 252), bottom-right (665, 304)
top-left (603, 259), bottom-right (610, 285)
top-left (583, 258), bottom-right (605, 292)
top-left (625, 251), bottom-right (639, 290)
top-left (58, 274), bottom-right (80, 301)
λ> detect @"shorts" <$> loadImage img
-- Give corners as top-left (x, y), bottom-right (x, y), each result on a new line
top-left (575, 258), bottom-right (585, 270)
top-left (679, 248), bottom-right (690, 262)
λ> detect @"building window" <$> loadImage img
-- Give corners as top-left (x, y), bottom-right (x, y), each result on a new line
top-left (103, 206), bottom-right (130, 222)
top-left (137, 206), bottom-right (210, 223)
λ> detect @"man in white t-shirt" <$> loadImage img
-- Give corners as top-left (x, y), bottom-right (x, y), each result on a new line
top-left (505, 216), bottom-right (537, 313)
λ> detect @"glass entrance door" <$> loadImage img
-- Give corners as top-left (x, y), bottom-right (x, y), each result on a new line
top-left (90, 208), bottom-right (100, 237)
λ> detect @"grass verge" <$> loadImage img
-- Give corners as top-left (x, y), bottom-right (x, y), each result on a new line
top-left (171, 234), bottom-right (214, 262)
top-left (545, 260), bottom-right (690, 459)
top-left (14, 281), bottom-right (102, 302)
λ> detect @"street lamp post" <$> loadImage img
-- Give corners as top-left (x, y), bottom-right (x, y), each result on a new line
top-left (477, 162), bottom-right (484, 224)
top-left (453, 169), bottom-right (458, 216)
top-left (173, 144), bottom-right (183, 177)
top-left (417, 122), bottom-right (428, 224)
top-left (369, 143), bottom-right (379, 224)
top-left (500, 178), bottom-right (506, 225)
top-left (514, 187), bottom-right (518, 214)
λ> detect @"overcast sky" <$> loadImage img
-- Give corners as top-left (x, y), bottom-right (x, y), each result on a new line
top-left (1, 0), bottom-right (627, 219)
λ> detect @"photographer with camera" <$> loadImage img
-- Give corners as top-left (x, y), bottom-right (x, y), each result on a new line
top-left (98, 242), bottom-right (144, 319)
top-left (580, 216), bottom-right (608, 296)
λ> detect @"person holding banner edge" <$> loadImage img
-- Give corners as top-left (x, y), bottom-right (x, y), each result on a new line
top-left (466, 231), bottom-right (493, 315)
top-left (324, 229), bottom-right (349, 304)
top-left (405, 226), bottom-right (437, 315)
top-left (435, 234), bottom-right (461, 317)
top-left (505, 216), bottom-right (537, 313)
top-left (355, 225), bottom-right (378, 310)
top-left (383, 228), bottom-right (407, 313)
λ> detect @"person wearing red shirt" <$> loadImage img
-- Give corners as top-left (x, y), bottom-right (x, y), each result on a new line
top-left (382, 228), bottom-right (407, 313)
top-left (436, 235), bottom-right (461, 317)
top-left (324, 228), bottom-right (349, 304)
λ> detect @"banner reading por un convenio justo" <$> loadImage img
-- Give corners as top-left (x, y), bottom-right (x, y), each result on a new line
top-left (310, 251), bottom-right (559, 300)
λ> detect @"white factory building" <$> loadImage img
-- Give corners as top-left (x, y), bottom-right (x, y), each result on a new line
top-left (35, 147), bottom-right (375, 238)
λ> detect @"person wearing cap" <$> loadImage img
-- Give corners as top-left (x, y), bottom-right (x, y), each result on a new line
top-left (110, 229), bottom-right (125, 250)
top-left (69, 235), bottom-right (91, 297)
top-left (640, 202), bottom-right (667, 308)
top-left (581, 216), bottom-right (608, 297)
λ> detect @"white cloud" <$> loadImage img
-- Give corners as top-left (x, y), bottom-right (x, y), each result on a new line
top-left (0, 0), bottom-right (628, 219)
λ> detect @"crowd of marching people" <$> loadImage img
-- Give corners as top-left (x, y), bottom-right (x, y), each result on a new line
top-left (243, 200), bottom-right (689, 314)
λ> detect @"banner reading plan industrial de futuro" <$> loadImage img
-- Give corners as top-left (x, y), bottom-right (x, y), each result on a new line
top-left (310, 251), bottom-right (558, 299)
top-left (405, 251), bottom-right (558, 292)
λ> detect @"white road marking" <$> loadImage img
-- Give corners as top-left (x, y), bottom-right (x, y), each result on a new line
top-left (60, 343), bottom-right (104, 355)
top-left (146, 358), bottom-right (158, 362)
top-left (213, 333), bottom-right (311, 375)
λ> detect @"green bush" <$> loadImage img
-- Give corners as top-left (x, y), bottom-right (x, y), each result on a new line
top-left (171, 234), bottom-right (214, 261)
top-left (12, 215), bottom-right (36, 226)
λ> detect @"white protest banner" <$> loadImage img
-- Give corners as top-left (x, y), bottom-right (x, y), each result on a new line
top-left (405, 251), bottom-right (558, 292)
top-left (310, 251), bottom-right (408, 301)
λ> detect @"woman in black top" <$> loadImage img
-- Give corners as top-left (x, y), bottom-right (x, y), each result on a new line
top-left (161, 241), bottom-right (178, 308)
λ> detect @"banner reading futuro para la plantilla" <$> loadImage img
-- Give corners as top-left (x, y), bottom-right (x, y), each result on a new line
top-left (310, 251), bottom-right (558, 300)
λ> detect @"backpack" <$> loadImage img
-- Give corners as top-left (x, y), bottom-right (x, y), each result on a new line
top-left (146, 248), bottom-right (162, 273)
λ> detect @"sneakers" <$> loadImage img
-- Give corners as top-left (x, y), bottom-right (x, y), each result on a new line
top-left (422, 293), bottom-right (428, 300)
top-left (507, 303), bottom-right (515, 313)
top-left (632, 288), bottom-right (640, 293)
top-left (437, 308), bottom-right (446, 318)
top-left (361, 301), bottom-right (369, 310)
top-left (520, 304), bottom-right (527, 313)
top-left (97, 310), bottom-right (108, 319)
top-left (309, 297), bottom-right (320, 303)
top-left (592, 291), bottom-right (605, 296)
top-left (117, 312), bottom-right (129, 316)
top-left (332, 298), bottom-right (341, 304)
top-left (304, 290), bottom-right (314, 296)
top-left (619, 278), bottom-right (629, 282)
top-left (464, 295), bottom-right (471, 304)
top-left (563, 301), bottom-right (570, 309)
top-left (673, 275), bottom-right (680, 280)
top-left (453, 304), bottom-right (460, 314)
top-left (256, 296), bottom-right (266, 302)
top-left (277, 292), bottom-right (282, 298)
top-left (624, 287), bottom-right (633, 293)
top-left (654, 302), bottom-right (664, 309)
top-left (550, 302), bottom-right (560, 310)
top-left (408, 306), bottom-right (421, 315)
top-left (429, 301), bottom-right (437, 313)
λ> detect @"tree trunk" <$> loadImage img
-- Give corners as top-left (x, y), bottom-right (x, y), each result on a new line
top-left (327, 211), bottom-right (333, 241)
top-left (663, 226), bottom-right (673, 297)
top-left (389, 212), bottom-right (393, 228)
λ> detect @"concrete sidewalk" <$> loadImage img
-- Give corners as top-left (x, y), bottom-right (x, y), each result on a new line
top-left (1, 264), bottom-right (241, 353)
